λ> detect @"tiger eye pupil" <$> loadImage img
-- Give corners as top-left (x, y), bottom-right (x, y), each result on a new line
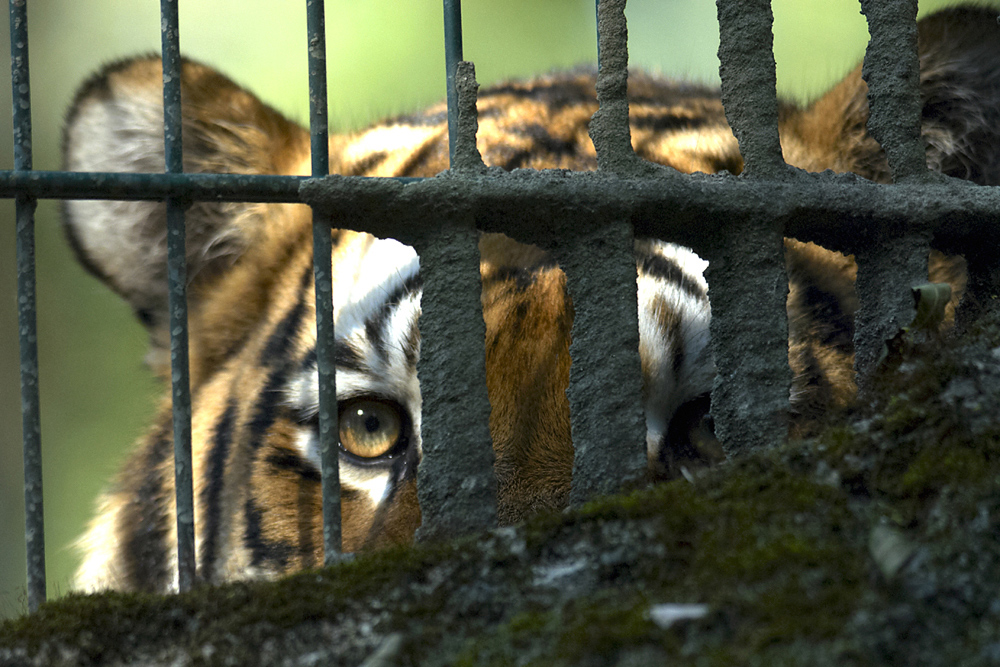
top-left (339, 399), bottom-right (403, 459)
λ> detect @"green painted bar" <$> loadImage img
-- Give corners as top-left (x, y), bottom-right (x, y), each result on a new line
top-left (0, 169), bottom-right (419, 201)
top-left (160, 0), bottom-right (196, 593)
top-left (443, 0), bottom-right (463, 166)
top-left (10, 0), bottom-right (46, 613)
top-left (307, 0), bottom-right (342, 565)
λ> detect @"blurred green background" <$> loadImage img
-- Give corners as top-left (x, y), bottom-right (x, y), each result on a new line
top-left (0, 0), bottom-right (959, 617)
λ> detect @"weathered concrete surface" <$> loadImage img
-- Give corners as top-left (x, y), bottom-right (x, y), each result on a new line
top-left (859, 0), bottom-right (926, 183)
top-left (704, 215), bottom-right (790, 456)
top-left (853, 231), bottom-right (928, 393)
top-left (715, 0), bottom-right (786, 178)
top-left (5, 305), bottom-right (1000, 666)
top-left (412, 216), bottom-right (497, 542)
top-left (560, 219), bottom-right (646, 504)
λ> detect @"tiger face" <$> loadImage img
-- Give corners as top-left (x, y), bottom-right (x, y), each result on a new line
top-left (64, 7), bottom-right (998, 592)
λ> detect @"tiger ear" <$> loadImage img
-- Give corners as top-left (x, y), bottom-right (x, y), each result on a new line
top-left (62, 55), bottom-right (310, 333)
top-left (783, 6), bottom-right (1000, 184)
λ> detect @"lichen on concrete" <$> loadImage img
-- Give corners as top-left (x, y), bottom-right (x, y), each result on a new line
top-left (5, 307), bottom-right (1000, 665)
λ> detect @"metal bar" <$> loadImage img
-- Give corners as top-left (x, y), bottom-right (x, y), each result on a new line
top-left (705, 216), bottom-right (789, 456)
top-left (306, 0), bottom-right (341, 565)
top-left (10, 0), bottom-right (45, 613)
top-left (412, 56), bottom-right (495, 541)
top-left (412, 219), bottom-right (496, 542)
top-left (0, 170), bottom-right (419, 201)
top-left (594, 0), bottom-right (600, 65)
top-left (567, 0), bottom-right (646, 502)
top-left (160, 0), bottom-right (196, 593)
top-left (442, 0), bottom-right (463, 166)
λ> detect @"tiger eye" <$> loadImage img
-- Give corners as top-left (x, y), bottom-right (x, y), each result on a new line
top-left (339, 399), bottom-right (403, 459)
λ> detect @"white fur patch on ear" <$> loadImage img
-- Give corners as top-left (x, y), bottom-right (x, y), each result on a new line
top-left (62, 59), bottom-right (262, 327)
top-left (63, 86), bottom-right (173, 319)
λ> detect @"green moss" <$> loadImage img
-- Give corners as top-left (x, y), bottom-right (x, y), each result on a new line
top-left (5, 319), bottom-right (1000, 665)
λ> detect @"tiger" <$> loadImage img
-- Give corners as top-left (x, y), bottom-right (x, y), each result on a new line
top-left (64, 6), bottom-right (998, 593)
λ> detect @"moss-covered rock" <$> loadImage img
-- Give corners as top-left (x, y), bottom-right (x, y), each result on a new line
top-left (4, 313), bottom-right (1000, 666)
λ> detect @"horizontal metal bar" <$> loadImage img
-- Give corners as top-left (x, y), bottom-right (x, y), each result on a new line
top-left (0, 170), bottom-right (422, 202)
top-left (0, 171), bottom-right (307, 202)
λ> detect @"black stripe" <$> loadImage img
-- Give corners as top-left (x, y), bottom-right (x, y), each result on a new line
top-left (477, 78), bottom-right (597, 112)
top-left (403, 319), bottom-right (420, 372)
top-left (801, 284), bottom-right (855, 349)
top-left (487, 265), bottom-right (546, 292)
top-left (300, 340), bottom-right (368, 374)
top-left (363, 274), bottom-right (422, 362)
top-left (630, 113), bottom-right (721, 134)
top-left (242, 362), bottom-right (295, 567)
top-left (247, 365), bottom-right (292, 451)
top-left (671, 333), bottom-right (686, 375)
top-left (199, 398), bottom-right (237, 581)
top-left (260, 264), bottom-right (313, 366)
top-left (638, 252), bottom-right (708, 303)
top-left (264, 450), bottom-right (321, 483)
top-left (121, 419), bottom-right (173, 592)
top-left (243, 496), bottom-right (294, 569)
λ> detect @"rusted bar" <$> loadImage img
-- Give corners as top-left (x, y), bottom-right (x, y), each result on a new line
top-left (11, 0), bottom-right (45, 613)
top-left (306, 0), bottom-right (342, 564)
top-left (858, 0), bottom-right (926, 183)
top-left (852, 0), bottom-right (930, 393)
top-left (562, 219), bottom-right (646, 503)
top-left (160, 0), bottom-right (196, 592)
top-left (589, 0), bottom-right (654, 175)
top-left (443, 0), bottom-right (463, 166)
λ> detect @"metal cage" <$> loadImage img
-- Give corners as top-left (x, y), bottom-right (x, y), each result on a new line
top-left (6, 0), bottom-right (1000, 614)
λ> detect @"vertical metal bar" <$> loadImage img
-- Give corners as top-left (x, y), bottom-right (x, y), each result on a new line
top-left (307, 0), bottom-right (341, 564)
top-left (10, 0), bottom-right (44, 613)
top-left (443, 0), bottom-right (463, 166)
top-left (160, 0), bottom-right (196, 592)
top-left (594, 0), bottom-right (600, 65)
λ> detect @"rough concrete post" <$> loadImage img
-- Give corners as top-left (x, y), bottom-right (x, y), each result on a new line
top-left (858, 0), bottom-right (926, 183)
top-left (853, 232), bottom-right (928, 393)
top-left (414, 57), bottom-right (495, 541)
top-left (715, 0), bottom-right (786, 178)
top-left (413, 218), bottom-right (497, 541)
top-left (562, 219), bottom-right (646, 505)
top-left (590, 0), bottom-right (659, 176)
top-left (705, 215), bottom-right (789, 457)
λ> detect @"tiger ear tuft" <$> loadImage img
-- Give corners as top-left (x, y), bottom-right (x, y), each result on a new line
top-left (62, 55), bottom-right (310, 334)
